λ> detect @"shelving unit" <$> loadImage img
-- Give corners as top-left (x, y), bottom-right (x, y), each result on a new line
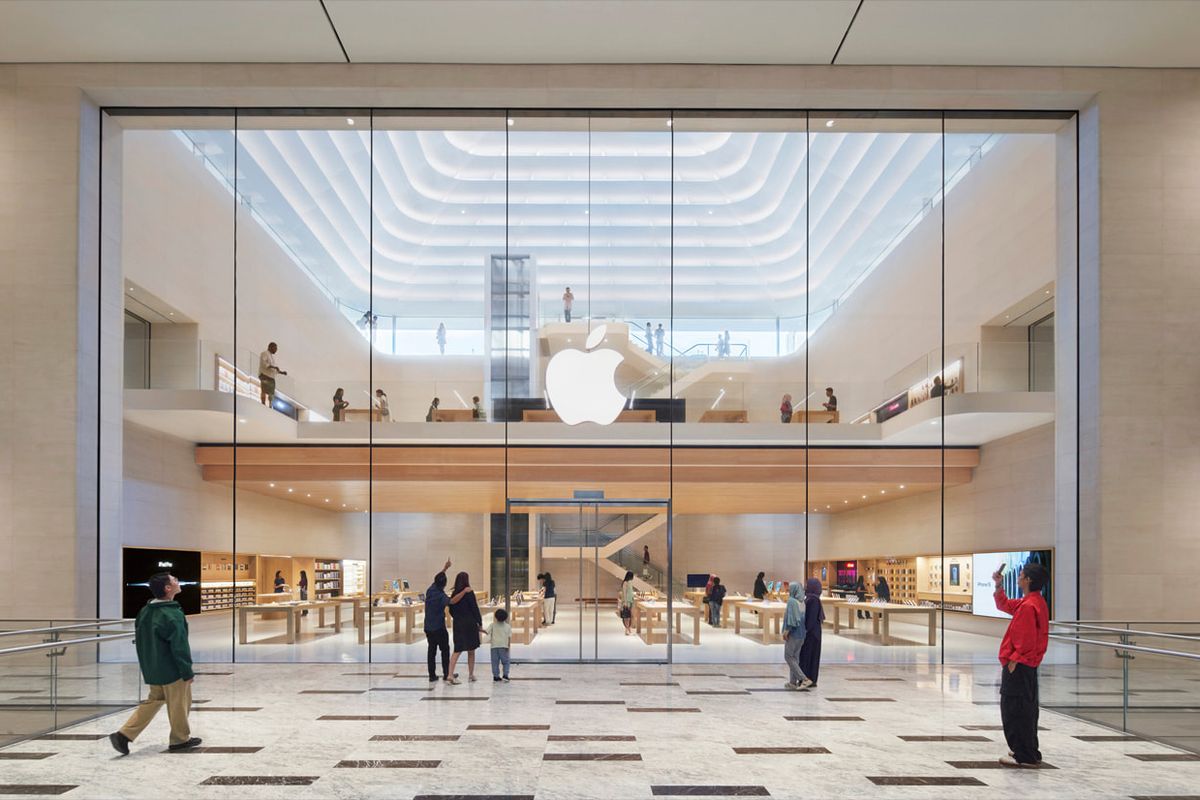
top-left (200, 580), bottom-right (256, 612)
top-left (314, 559), bottom-right (342, 597)
top-left (341, 559), bottom-right (366, 596)
top-left (200, 550), bottom-right (256, 613)
top-left (875, 558), bottom-right (917, 604)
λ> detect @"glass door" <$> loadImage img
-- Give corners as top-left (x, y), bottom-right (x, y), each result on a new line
top-left (507, 498), bottom-right (671, 663)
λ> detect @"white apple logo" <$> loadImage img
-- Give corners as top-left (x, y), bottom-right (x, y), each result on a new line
top-left (545, 324), bottom-right (627, 425)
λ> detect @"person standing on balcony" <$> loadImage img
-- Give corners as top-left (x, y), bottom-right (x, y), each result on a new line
top-left (426, 397), bottom-right (440, 422)
top-left (780, 393), bottom-right (793, 423)
top-left (644, 322), bottom-right (654, 353)
top-left (331, 387), bottom-right (350, 422)
top-left (472, 395), bottom-right (485, 421)
top-left (109, 573), bottom-right (200, 755)
top-left (822, 387), bottom-right (838, 414)
top-left (258, 342), bottom-right (286, 407)
top-left (436, 322), bottom-right (447, 355)
top-left (562, 287), bottom-right (574, 322)
top-left (642, 545), bottom-right (651, 579)
top-left (654, 323), bottom-right (665, 356)
top-left (994, 562), bottom-right (1050, 768)
top-left (930, 375), bottom-right (945, 398)
top-left (375, 388), bottom-right (390, 421)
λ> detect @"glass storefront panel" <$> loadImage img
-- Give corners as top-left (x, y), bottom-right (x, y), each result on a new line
top-left (232, 112), bottom-right (371, 662)
top-left (101, 106), bottom-right (1078, 669)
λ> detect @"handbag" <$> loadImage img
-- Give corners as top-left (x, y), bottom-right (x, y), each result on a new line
top-left (619, 606), bottom-right (632, 619)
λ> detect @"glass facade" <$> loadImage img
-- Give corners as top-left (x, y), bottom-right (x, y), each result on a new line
top-left (103, 108), bottom-right (1077, 665)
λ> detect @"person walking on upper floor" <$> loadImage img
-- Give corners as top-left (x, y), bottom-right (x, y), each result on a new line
top-left (994, 562), bottom-right (1050, 768)
top-left (485, 608), bottom-right (512, 682)
top-left (447, 571), bottom-right (484, 683)
top-left (109, 573), bottom-right (201, 755)
top-left (644, 322), bottom-right (654, 353)
top-left (426, 397), bottom-right (440, 422)
top-left (258, 342), bottom-right (287, 407)
top-left (797, 577), bottom-right (825, 689)
top-left (332, 387), bottom-right (350, 422)
top-left (822, 386), bottom-right (838, 414)
top-left (375, 388), bottom-right (390, 421)
top-left (654, 323), bottom-right (665, 356)
top-left (782, 581), bottom-right (813, 691)
top-left (562, 287), bottom-right (574, 322)
top-left (708, 576), bottom-right (727, 627)
top-left (472, 396), bottom-right (485, 421)
top-left (424, 559), bottom-right (455, 683)
top-left (642, 545), bottom-right (651, 579)
top-left (436, 322), bottom-right (447, 355)
top-left (779, 393), bottom-right (793, 423)
top-left (619, 571), bottom-right (636, 636)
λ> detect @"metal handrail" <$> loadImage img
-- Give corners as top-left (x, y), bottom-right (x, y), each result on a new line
top-left (0, 632), bottom-right (135, 657)
top-left (0, 620), bottom-right (132, 638)
top-left (1051, 622), bottom-right (1200, 644)
top-left (1048, 634), bottom-right (1200, 661)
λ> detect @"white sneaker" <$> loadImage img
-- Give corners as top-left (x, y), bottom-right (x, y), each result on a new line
top-left (784, 682), bottom-right (799, 691)
top-left (799, 678), bottom-right (814, 690)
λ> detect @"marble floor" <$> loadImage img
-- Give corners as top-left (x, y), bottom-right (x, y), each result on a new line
top-left (96, 605), bottom-right (1079, 667)
top-left (1, 662), bottom-right (1198, 799)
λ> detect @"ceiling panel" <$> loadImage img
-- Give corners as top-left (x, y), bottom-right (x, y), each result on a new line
top-left (0, 0), bottom-right (344, 63)
top-left (839, 0), bottom-right (1200, 67)
top-left (326, 0), bottom-right (859, 64)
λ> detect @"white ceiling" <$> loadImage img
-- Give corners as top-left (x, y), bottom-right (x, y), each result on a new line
top-left (2, 0), bottom-right (1199, 67)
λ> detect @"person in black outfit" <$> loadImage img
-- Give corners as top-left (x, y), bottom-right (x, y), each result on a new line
top-left (798, 578), bottom-right (825, 688)
top-left (930, 375), bottom-right (945, 398)
top-left (447, 571), bottom-right (483, 684)
top-left (423, 559), bottom-right (454, 683)
top-left (709, 576), bottom-right (727, 627)
top-left (753, 572), bottom-right (768, 600)
top-left (854, 575), bottom-right (868, 619)
top-left (538, 572), bottom-right (557, 625)
top-left (273, 571), bottom-right (287, 593)
top-left (822, 387), bottom-right (838, 413)
top-left (875, 575), bottom-right (891, 603)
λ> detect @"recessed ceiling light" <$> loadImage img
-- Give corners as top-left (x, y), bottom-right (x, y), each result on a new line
top-left (238, 418), bottom-right (246, 424)
top-left (346, 118), bottom-right (355, 126)
top-left (899, 484), bottom-right (905, 489)
top-left (880, 490), bottom-right (886, 494)
top-left (666, 119), bottom-right (673, 127)
top-left (269, 482), bottom-right (275, 488)
top-left (825, 505), bottom-right (831, 509)
top-left (324, 498), bottom-right (330, 503)
top-left (1045, 289), bottom-right (1051, 294)
top-left (168, 312), bottom-right (174, 316)
top-left (306, 493), bottom-right (311, 497)
top-left (862, 495), bottom-right (867, 499)
top-left (825, 120), bottom-right (835, 128)
top-left (460, 209), bottom-right (466, 214)
top-left (342, 503), bottom-right (346, 508)
top-left (507, 118), bottom-right (514, 126)
top-left (843, 500), bottom-right (848, 504)
top-left (931, 419), bottom-right (939, 426)
top-left (287, 488), bottom-right (293, 493)
top-left (127, 286), bottom-right (134, 292)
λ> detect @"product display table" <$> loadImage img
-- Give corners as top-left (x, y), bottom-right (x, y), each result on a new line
top-left (790, 409), bottom-right (840, 424)
top-left (359, 591), bottom-right (422, 627)
top-left (238, 600), bottom-right (343, 644)
top-left (698, 409), bottom-right (748, 423)
top-left (828, 600), bottom-right (937, 646)
top-left (732, 600), bottom-right (788, 644)
top-left (359, 602), bottom-right (423, 644)
top-left (475, 600), bottom-right (541, 644)
top-left (633, 600), bottom-right (701, 645)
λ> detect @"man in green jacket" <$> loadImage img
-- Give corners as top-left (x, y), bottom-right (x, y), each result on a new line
top-left (110, 572), bottom-right (201, 754)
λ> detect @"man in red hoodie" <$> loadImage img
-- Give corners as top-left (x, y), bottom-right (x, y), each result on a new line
top-left (993, 561), bottom-right (1050, 768)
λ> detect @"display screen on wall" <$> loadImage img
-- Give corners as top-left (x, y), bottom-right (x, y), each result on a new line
top-left (122, 547), bottom-right (201, 617)
top-left (970, 549), bottom-right (1052, 619)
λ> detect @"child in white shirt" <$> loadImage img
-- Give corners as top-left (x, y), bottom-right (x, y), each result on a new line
top-left (485, 608), bottom-right (512, 682)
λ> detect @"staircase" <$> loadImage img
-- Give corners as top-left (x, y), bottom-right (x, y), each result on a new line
top-left (540, 512), bottom-right (671, 596)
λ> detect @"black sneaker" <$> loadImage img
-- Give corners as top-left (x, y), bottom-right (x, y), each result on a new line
top-left (502, 676), bottom-right (510, 683)
top-left (109, 731), bottom-right (130, 756)
top-left (429, 676), bottom-right (439, 683)
top-left (494, 676), bottom-right (502, 682)
top-left (168, 737), bottom-right (202, 752)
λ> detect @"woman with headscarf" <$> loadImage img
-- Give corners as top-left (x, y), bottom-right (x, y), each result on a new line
top-left (782, 582), bottom-right (812, 690)
top-left (753, 572), bottom-right (768, 600)
top-left (798, 577), bottom-right (826, 689)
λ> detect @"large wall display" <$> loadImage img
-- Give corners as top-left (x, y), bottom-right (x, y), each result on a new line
top-left (971, 549), bottom-right (1052, 619)
top-left (871, 359), bottom-right (963, 423)
top-left (122, 547), bottom-right (201, 617)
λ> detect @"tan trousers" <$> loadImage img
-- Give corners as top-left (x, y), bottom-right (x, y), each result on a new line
top-left (119, 679), bottom-right (192, 745)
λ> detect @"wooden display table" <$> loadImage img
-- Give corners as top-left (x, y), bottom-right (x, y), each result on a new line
top-left (360, 602), bottom-right (424, 645)
top-left (828, 600), bottom-right (937, 646)
top-left (791, 409), bottom-right (840, 424)
top-left (479, 600), bottom-right (542, 644)
top-left (432, 409), bottom-right (476, 422)
top-left (699, 409), bottom-right (748, 423)
top-left (238, 600), bottom-right (343, 644)
top-left (522, 408), bottom-right (656, 423)
top-left (732, 600), bottom-right (788, 644)
top-left (634, 599), bottom-right (701, 645)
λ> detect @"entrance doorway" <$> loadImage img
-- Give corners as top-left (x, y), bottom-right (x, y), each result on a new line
top-left (504, 498), bottom-right (672, 663)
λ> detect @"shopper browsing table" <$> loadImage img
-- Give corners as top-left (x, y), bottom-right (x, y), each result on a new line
top-left (619, 571), bottom-right (636, 635)
top-left (779, 394), bottom-right (793, 423)
top-left (993, 562), bottom-right (1050, 768)
top-left (109, 573), bottom-right (200, 755)
top-left (822, 386), bottom-right (838, 413)
top-left (538, 572), bottom-right (556, 625)
top-left (424, 559), bottom-right (454, 683)
top-left (708, 576), bottom-right (727, 627)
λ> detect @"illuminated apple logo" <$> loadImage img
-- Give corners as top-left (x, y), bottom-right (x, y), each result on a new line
top-left (545, 324), bottom-right (627, 425)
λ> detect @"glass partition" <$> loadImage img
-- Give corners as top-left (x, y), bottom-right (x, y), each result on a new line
top-left (101, 106), bottom-right (1077, 669)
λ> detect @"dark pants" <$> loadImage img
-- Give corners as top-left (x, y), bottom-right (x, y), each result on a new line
top-left (798, 633), bottom-right (821, 686)
top-left (1000, 662), bottom-right (1041, 764)
top-left (426, 628), bottom-right (450, 679)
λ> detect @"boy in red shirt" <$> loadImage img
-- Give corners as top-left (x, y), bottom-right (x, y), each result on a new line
top-left (993, 562), bottom-right (1049, 768)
